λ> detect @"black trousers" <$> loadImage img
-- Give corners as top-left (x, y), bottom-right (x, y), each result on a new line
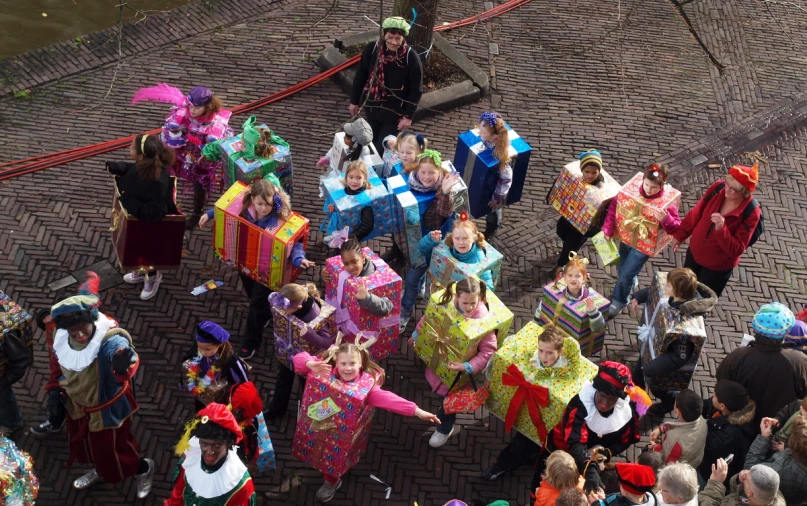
top-left (684, 249), bottom-right (733, 297)
top-left (366, 107), bottom-right (402, 156)
top-left (495, 432), bottom-right (548, 490)
top-left (555, 217), bottom-right (599, 268)
top-left (47, 389), bottom-right (67, 426)
top-left (632, 352), bottom-right (682, 412)
top-left (269, 362), bottom-right (307, 413)
top-left (239, 273), bottom-right (274, 351)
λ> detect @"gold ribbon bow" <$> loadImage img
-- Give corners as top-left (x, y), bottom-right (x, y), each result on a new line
top-left (420, 308), bottom-right (464, 371)
top-left (621, 203), bottom-right (657, 248)
top-left (567, 251), bottom-right (589, 265)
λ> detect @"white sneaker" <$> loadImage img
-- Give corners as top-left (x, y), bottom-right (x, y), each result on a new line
top-left (429, 427), bottom-right (454, 448)
top-left (140, 271), bottom-right (163, 300)
top-left (73, 468), bottom-right (103, 490)
top-left (399, 313), bottom-right (411, 332)
top-left (315, 479), bottom-right (342, 502)
top-left (124, 271), bottom-right (145, 284)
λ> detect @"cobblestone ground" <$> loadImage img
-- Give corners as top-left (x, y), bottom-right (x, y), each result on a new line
top-left (1, 0), bottom-right (807, 504)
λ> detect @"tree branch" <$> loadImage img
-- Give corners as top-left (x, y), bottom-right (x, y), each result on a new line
top-left (666, 0), bottom-right (725, 75)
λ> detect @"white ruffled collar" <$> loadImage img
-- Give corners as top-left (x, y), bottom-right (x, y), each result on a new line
top-left (53, 314), bottom-right (115, 372)
top-left (579, 382), bottom-right (633, 436)
top-left (182, 437), bottom-right (247, 499)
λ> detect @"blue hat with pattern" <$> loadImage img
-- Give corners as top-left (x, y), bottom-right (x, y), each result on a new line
top-left (752, 302), bottom-right (795, 339)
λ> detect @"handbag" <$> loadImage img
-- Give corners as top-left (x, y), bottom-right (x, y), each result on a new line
top-left (442, 371), bottom-right (490, 414)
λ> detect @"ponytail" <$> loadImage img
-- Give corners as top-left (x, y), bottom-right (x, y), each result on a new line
top-left (135, 134), bottom-right (175, 181)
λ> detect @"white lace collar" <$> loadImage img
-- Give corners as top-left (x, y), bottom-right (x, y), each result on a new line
top-left (182, 437), bottom-right (247, 499)
top-left (579, 382), bottom-right (633, 436)
top-left (53, 314), bottom-right (115, 372)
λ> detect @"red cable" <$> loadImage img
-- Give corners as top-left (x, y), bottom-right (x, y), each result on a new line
top-left (0, 0), bottom-right (533, 180)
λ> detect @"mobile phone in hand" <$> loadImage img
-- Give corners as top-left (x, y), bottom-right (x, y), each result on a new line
top-left (724, 454), bottom-right (734, 464)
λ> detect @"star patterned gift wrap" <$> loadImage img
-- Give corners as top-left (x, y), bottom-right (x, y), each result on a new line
top-left (615, 173), bottom-right (681, 257)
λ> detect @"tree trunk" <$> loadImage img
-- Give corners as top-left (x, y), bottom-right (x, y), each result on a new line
top-left (392, 0), bottom-right (439, 61)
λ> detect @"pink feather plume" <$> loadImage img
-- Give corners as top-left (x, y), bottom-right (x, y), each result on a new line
top-left (131, 83), bottom-right (186, 107)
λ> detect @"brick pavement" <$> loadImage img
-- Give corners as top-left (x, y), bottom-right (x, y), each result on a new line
top-left (2, 0), bottom-right (807, 504)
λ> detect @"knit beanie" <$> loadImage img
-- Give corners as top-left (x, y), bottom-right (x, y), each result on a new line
top-left (752, 302), bottom-right (795, 339)
top-left (728, 163), bottom-right (759, 193)
top-left (714, 379), bottom-right (748, 413)
top-left (578, 149), bottom-right (603, 171)
top-left (382, 16), bottom-right (410, 35)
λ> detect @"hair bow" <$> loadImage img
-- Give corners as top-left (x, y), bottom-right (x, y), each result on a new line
top-left (325, 226), bottom-right (350, 249)
top-left (479, 112), bottom-right (502, 130)
top-left (417, 149), bottom-right (442, 167)
top-left (567, 251), bottom-right (590, 265)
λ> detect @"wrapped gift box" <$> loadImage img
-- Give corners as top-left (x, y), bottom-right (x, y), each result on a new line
top-left (414, 287), bottom-right (513, 388)
top-left (292, 370), bottom-right (376, 478)
top-left (591, 232), bottom-right (620, 266)
top-left (380, 152), bottom-right (403, 180)
top-left (324, 249), bottom-right (402, 361)
top-left (486, 322), bottom-right (598, 445)
top-left (320, 166), bottom-right (394, 241)
top-left (326, 132), bottom-right (384, 176)
top-left (218, 125), bottom-right (294, 197)
top-left (640, 272), bottom-right (707, 392)
top-left (272, 298), bottom-right (337, 368)
top-left (615, 172), bottom-right (681, 257)
top-left (0, 290), bottom-right (33, 379)
top-left (537, 279), bottom-right (610, 357)
top-left (427, 242), bottom-right (503, 291)
top-left (453, 123), bottom-right (531, 218)
top-left (111, 176), bottom-right (186, 270)
top-left (213, 182), bottom-right (309, 289)
top-left (548, 160), bottom-right (621, 233)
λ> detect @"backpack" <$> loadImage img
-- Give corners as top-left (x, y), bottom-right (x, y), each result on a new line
top-left (702, 181), bottom-right (764, 247)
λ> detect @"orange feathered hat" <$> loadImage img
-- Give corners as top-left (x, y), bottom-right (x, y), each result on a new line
top-left (728, 163), bottom-right (759, 193)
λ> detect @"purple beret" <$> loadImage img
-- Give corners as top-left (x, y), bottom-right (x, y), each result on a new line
top-left (195, 321), bottom-right (229, 344)
top-left (187, 86), bottom-right (213, 107)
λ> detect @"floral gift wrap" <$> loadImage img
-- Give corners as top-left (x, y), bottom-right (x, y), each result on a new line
top-left (292, 370), bottom-right (376, 478)
top-left (615, 172), bottom-right (681, 257)
top-left (414, 286), bottom-right (513, 388)
top-left (486, 322), bottom-right (598, 445)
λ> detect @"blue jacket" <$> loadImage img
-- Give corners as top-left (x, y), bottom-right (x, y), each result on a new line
top-left (418, 236), bottom-right (494, 290)
top-left (206, 208), bottom-right (307, 268)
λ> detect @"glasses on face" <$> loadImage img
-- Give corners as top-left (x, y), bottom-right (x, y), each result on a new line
top-left (726, 183), bottom-right (745, 193)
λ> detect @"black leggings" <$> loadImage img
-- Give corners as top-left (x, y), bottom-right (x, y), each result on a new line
top-left (555, 217), bottom-right (599, 268)
top-left (365, 110), bottom-right (401, 157)
top-left (240, 273), bottom-right (274, 351)
top-left (684, 249), bottom-right (734, 297)
top-left (632, 352), bottom-right (687, 412)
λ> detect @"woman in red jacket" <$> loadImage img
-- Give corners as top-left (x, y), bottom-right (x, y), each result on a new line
top-left (672, 164), bottom-right (761, 297)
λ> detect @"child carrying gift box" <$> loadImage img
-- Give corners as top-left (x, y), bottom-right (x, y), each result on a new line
top-left (546, 150), bottom-right (621, 269)
top-left (483, 322), bottom-right (597, 484)
top-left (535, 253), bottom-right (609, 357)
top-left (217, 116), bottom-right (294, 196)
top-left (411, 277), bottom-right (513, 448)
top-left (266, 283), bottom-right (337, 420)
top-left (601, 164), bottom-right (681, 317)
top-left (200, 177), bottom-right (315, 360)
top-left (229, 381), bottom-right (276, 473)
top-left (321, 241), bottom-right (401, 361)
top-left (453, 112), bottom-right (531, 239)
top-left (630, 269), bottom-right (714, 418)
top-left (319, 119), bottom-right (384, 178)
top-left (291, 336), bottom-right (440, 503)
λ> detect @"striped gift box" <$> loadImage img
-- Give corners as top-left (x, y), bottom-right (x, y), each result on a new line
top-left (213, 182), bottom-right (309, 290)
top-left (453, 123), bottom-right (531, 218)
top-left (320, 166), bottom-right (394, 241)
top-left (537, 279), bottom-right (610, 357)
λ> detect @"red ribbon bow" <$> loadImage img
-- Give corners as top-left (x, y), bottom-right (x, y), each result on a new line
top-left (502, 363), bottom-right (550, 442)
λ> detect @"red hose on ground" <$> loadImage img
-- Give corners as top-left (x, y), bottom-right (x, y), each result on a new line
top-left (0, 0), bottom-right (533, 181)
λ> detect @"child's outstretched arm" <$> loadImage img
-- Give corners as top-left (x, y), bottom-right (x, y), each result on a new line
top-left (292, 351), bottom-right (331, 377)
top-left (418, 230), bottom-right (442, 257)
top-left (290, 242), bottom-right (316, 269)
top-left (366, 387), bottom-right (440, 423)
top-left (355, 279), bottom-right (394, 316)
top-left (659, 205), bottom-right (682, 234)
top-left (198, 209), bottom-right (215, 228)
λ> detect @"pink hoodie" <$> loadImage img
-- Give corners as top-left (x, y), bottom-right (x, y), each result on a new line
top-left (414, 299), bottom-right (498, 397)
top-left (601, 185), bottom-right (681, 238)
top-left (292, 351), bottom-right (416, 416)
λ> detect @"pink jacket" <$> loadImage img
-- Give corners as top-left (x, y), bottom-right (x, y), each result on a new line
top-left (415, 300), bottom-right (498, 397)
top-left (292, 351), bottom-right (416, 417)
top-left (601, 185), bottom-right (681, 238)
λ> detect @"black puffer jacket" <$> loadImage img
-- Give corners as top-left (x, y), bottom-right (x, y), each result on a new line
top-left (697, 399), bottom-right (757, 486)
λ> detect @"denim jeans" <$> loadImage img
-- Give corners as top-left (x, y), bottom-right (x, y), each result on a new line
top-left (435, 403), bottom-right (457, 435)
top-left (610, 241), bottom-right (650, 309)
top-left (47, 389), bottom-right (67, 427)
top-left (0, 383), bottom-right (23, 428)
top-left (401, 263), bottom-right (428, 320)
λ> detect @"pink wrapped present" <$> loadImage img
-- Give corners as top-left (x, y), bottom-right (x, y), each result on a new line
top-left (291, 370), bottom-right (377, 478)
top-left (615, 173), bottom-right (681, 257)
top-left (324, 248), bottom-right (402, 361)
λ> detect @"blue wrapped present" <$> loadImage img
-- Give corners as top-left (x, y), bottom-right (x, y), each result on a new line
top-left (453, 123), bottom-right (531, 218)
top-left (320, 165), bottom-right (394, 241)
top-left (254, 411), bottom-right (276, 472)
top-left (219, 125), bottom-right (294, 197)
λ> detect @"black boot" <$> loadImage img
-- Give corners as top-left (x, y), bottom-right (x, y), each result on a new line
top-left (381, 241), bottom-right (404, 264)
top-left (185, 189), bottom-right (207, 230)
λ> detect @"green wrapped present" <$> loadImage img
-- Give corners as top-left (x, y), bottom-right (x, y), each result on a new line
top-left (414, 285), bottom-right (513, 388)
top-left (486, 321), bottom-right (598, 445)
top-left (219, 116), bottom-right (293, 196)
top-left (591, 231), bottom-right (620, 266)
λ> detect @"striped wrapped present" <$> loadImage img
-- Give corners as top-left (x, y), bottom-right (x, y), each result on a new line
top-left (213, 182), bottom-right (309, 290)
top-left (453, 123), bottom-right (531, 218)
top-left (320, 166), bottom-right (394, 241)
top-left (536, 279), bottom-right (610, 357)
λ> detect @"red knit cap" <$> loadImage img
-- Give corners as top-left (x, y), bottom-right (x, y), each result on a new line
top-left (197, 403), bottom-right (244, 443)
top-left (728, 163), bottom-right (758, 193)
top-left (230, 382), bottom-right (263, 421)
top-left (616, 463), bottom-right (656, 496)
